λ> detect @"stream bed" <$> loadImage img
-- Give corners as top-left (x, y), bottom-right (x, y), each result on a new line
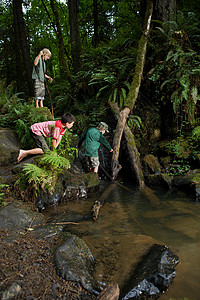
top-left (43, 179), bottom-right (200, 299)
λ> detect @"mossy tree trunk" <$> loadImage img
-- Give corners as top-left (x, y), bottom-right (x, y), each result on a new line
top-left (110, 102), bottom-right (145, 188)
top-left (13, 0), bottom-right (34, 96)
top-left (109, 0), bottom-right (153, 187)
top-left (68, 0), bottom-right (82, 73)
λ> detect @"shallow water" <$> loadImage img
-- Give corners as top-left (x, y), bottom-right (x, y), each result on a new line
top-left (44, 180), bottom-right (200, 299)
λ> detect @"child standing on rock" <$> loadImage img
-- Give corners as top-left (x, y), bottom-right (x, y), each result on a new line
top-left (32, 48), bottom-right (53, 108)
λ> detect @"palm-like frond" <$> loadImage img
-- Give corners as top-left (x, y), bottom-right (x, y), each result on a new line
top-left (39, 151), bottom-right (71, 170)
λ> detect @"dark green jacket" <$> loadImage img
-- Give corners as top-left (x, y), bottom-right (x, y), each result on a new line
top-left (32, 57), bottom-right (46, 82)
top-left (78, 127), bottom-right (112, 157)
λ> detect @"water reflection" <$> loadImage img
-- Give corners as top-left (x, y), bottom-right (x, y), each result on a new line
top-left (44, 180), bottom-right (200, 299)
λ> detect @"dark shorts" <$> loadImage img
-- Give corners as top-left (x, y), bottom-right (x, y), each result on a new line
top-left (34, 79), bottom-right (45, 99)
top-left (29, 128), bottom-right (49, 153)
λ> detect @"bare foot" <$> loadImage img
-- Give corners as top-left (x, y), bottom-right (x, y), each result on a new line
top-left (17, 149), bottom-right (25, 163)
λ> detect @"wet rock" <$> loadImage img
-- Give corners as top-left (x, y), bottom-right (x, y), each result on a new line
top-left (0, 128), bottom-right (20, 166)
top-left (0, 282), bottom-right (22, 300)
top-left (172, 169), bottom-right (200, 201)
top-left (35, 179), bottom-right (64, 212)
top-left (55, 234), bottom-right (97, 292)
top-left (121, 244), bottom-right (179, 299)
top-left (47, 209), bottom-right (90, 225)
top-left (62, 185), bottom-right (87, 200)
top-left (146, 173), bottom-right (172, 189)
top-left (0, 203), bottom-right (44, 243)
top-left (96, 282), bottom-right (120, 300)
top-left (30, 225), bottom-right (61, 241)
top-left (12, 156), bottom-right (39, 174)
top-left (160, 156), bottom-right (171, 169)
top-left (35, 171), bottom-right (99, 211)
top-left (143, 154), bottom-right (162, 175)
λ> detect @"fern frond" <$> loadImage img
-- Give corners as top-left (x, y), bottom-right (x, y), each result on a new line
top-left (40, 151), bottom-right (71, 169)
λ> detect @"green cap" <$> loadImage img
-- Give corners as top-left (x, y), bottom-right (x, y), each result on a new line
top-left (97, 122), bottom-right (109, 132)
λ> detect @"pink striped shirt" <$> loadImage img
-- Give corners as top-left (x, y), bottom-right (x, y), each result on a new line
top-left (31, 120), bottom-right (66, 140)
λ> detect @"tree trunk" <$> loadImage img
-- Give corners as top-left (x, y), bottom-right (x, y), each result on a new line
top-left (110, 0), bottom-right (153, 185)
top-left (93, 0), bottom-right (99, 47)
top-left (13, 0), bottom-right (34, 96)
top-left (110, 102), bottom-right (145, 187)
top-left (12, 5), bottom-right (24, 90)
top-left (111, 106), bottom-right (130, 178)
top-left (50, 0), bottom-right (74, 84)
top-left (68, 0), bottom-right (82, 73)
top-left (154, 0), bottom-right (176, 22)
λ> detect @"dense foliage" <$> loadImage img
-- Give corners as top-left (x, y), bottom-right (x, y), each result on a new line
top-left (1, 0), bottom-right (200, 176)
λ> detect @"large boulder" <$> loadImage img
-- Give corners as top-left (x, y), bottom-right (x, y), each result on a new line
top-left (0, 202), bottom-right (44, 243)
top-left (55, 234), bottom-right (97, 292)
top-left (35, 170), bottom-right (100, 211)
top-left (0, 128), bottom-right (19, 166)
top-left (143, 154), bottom-right (162, 175)
top-left (172, 169), bottom-right (200, 201)
top-left (121, 244), bottom-right (179, 299)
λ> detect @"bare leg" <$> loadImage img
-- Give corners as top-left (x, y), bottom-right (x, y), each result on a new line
top-left (93, 166), bottom-right (99, 173)
top-left (17, 148), bottom-right (44, 163)
top-left (35, 99), bottom-right (39, 108)
top-left (40, 99), bottom-right (43, 107)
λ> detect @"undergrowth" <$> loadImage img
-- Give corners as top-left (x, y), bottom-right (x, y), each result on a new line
top-left (15, 151), bottom-right (72, 201)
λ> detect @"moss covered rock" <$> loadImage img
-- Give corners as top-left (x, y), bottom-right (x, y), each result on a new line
top-left (0, 128), bottom-right (20, 166)
top-left (143, 154), bottom-right (162, 175)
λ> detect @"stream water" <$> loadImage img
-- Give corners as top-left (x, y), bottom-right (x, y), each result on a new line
top-left (44, 179), bottom-right (200, 299)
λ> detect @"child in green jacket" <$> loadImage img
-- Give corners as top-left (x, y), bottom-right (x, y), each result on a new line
top-left (78, 122), bottom-right (113, 173)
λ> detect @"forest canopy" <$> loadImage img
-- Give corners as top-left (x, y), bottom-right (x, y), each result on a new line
top-left (1, 0), bottom-right (200, 136)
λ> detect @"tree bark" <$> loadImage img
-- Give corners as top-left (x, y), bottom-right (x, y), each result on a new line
top-left (91, 183), bottom-right (116, 220)
top-left (68, 0), bottom-right (82, 73)
top-left (154, 0), bottom-right (176, 22)
top-left (93, 0), bottom-right (99, 47)
top-left (13, 0), bottom-right (34, 96)
top-left (111, 106), bottom-right (130, 178)
top-left (110, 0), bottom-right (153, 185)
top-left (50, 0), bottom-right (74, 84)
top-left (110, 102), bottom-right (145, 187)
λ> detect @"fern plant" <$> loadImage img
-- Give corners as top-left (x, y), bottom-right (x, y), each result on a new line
top-left (89, 69), bottom-right (130, 108)
top-left (16, 151), bottom-right (71, 198)
top-left (128, 114), bottom-right (143, 131)
top-left (149, 12), bottom-right (200, 127)
top-left (39, 151), bottom-right (71, 170)
top-left (0, 183), bottom-right (9, 205)
top-left (22, 163), bottom-right (51, 195)
top-left (56, 131), bottom-right (78, 161)
top-left (192, 125), bottom-right (200, 140)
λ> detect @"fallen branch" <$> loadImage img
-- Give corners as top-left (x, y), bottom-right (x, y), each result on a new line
top-left (91, 183), bottom-right (116, 220)
top-left (50, 222), bottom-right (79, 225)
top-left (99, 165), bottom-right (132, 192)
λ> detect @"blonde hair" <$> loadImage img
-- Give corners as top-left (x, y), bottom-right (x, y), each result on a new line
top-left (42, 48), bottom-right (51, 57)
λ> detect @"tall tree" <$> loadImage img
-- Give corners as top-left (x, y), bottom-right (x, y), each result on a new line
top-left (93, 0), bottom-right (99, 47)
top-left (50, 0), bottom-right (74, 84)
top-left (110, 0), bottom-right (154, 188)
top-left (13, 0), bottom-right (34, 96)
top-left (68, 0), bottom-right (82, 73)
